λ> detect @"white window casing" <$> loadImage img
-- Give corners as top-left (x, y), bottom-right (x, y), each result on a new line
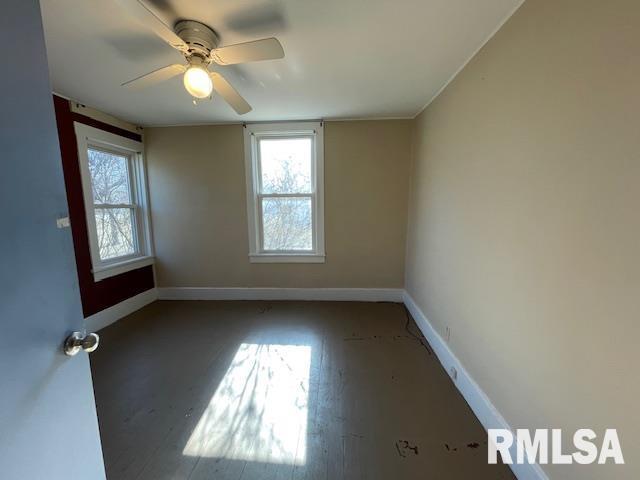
top-left (243, 122), bottom-right (325, 263)
top-left (74, 123), bottom-right (154, 281)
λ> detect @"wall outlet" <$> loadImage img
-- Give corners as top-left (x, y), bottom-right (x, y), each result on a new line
top-left (450, 366), bottom-right (458, 381)
top-left (445, 326), bottom-right (451, 343)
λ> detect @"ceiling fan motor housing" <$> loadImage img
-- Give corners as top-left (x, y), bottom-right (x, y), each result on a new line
top-left (174, 20), bottom-right (220, 62)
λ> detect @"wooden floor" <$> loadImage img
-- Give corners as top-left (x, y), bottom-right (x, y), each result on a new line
top-left (91, 300), bottom-right (514, 480)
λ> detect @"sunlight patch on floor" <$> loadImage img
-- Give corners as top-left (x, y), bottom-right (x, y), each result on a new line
top-left (182, 343), bottom-right (311, 465)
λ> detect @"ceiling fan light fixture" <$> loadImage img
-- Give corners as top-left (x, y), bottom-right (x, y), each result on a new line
top-left (183, 65), bottom-right (213, 99)
top-left (116, 5), bottom-right (283, 114)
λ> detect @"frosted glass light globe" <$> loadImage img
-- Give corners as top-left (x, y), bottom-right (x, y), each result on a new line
top-left (183, 66), bottom-right (213, 99)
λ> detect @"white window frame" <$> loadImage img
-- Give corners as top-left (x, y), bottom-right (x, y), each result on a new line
top-left (243, 122), bottom-right (325, 263)
top-left (74, 123), bottom-right (154, 281)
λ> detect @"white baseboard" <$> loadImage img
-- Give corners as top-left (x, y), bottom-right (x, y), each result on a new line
top-left (84, 288), bottom-right (158, 332)
top-left (402, 291), bottom-right (548, 480)
top-left (157, 287), bottom-right (403, 303)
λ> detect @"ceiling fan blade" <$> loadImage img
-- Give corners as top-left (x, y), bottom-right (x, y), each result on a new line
top-left (115, 0), bottom-right (188, 53)
top-left (210, 72), bottom-right (252, 115)
top-left (122, 64), bottom-right (186, 90)
top-left (210, 38), bottom-right (284, 65)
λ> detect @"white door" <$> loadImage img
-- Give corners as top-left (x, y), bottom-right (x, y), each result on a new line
top-left (0, 1), bottom-right (106, 479)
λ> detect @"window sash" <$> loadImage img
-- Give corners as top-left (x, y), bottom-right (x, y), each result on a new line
top-left (93, 205), bottom-right (140, 263)
top-left (88, 146), bottom-right (143, 263)
top-left (254, 133), bottom-right (317, 254)
top-left (88, 147), bottom-right (136, 206)
top-left (257, 193), bottom-right (315, 253)
top-left (88, 145), bottom-right (135, 205)
top-left (256, 134), bottom-right (315, 196)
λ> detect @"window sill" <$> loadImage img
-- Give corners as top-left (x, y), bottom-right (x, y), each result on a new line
top-left (93, 256), bottom-right (154, 281)
top-left (249, 254), bottom-right (326, 264)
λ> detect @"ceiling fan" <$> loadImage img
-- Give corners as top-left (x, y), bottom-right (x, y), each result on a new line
top-left (116, 0), bottom-right (285, 115)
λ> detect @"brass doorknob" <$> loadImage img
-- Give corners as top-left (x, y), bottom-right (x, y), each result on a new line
top-left (63, 331), bottom-right (100, 356)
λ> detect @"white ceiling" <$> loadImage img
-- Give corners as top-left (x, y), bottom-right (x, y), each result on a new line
top-left (40, 0), bottom-right (521, 126)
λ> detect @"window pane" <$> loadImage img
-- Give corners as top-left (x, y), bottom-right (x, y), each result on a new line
top-left (94, 208), bottom-right (136, 260)
top-left (262, 197), bottom-right (312, 251)
top-left (259, 138), bottom-right (312, 194)
top-left (88, 148), bottom-right (132, 204)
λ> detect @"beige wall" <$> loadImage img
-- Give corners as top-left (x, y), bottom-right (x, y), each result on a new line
top-left (146, 120), bottom-right (412, 288)
top-left (406, 0), bottom-right (639, 478)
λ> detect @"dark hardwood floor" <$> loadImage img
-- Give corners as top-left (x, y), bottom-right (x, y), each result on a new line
top-left (90, 300), bottom-right (514, 479)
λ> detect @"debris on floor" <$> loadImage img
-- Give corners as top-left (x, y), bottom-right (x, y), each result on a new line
top-left (396, 440), bottom-right (419, 457)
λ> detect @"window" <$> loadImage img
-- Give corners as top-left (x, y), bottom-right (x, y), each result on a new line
top-left (244, 122), bottom-right (325, 263)
top-left (74, 123), bottom-right (153, 280)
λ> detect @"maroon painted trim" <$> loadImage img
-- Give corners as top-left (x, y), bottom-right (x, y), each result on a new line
top-left (71, 111), bottom-right (142, 142)
top-left (54, 95), bottom-right (154, 317)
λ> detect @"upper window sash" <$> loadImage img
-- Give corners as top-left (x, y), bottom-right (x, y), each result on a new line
top-left (87, 144), bottom-right (136, 207)
top-left (255, 134), bottom-right (316, 196)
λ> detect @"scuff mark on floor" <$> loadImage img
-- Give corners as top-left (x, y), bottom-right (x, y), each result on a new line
top-left (396, 440), bottom-right (419, 457)
top-left (444, 441), bottom-right (484, 452)
top-left (258, 304), bottom-right (273, 314)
